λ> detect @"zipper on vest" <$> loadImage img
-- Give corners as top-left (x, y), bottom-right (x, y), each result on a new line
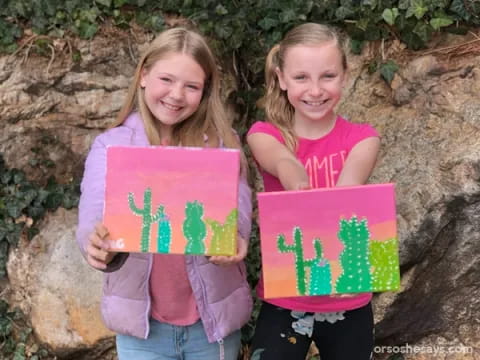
top-left (194, 256), bottom-right (220, 341)
top-left (218, 338), bottom-right (225, 360)
top-left (144, 253), bottom-right (153, 339)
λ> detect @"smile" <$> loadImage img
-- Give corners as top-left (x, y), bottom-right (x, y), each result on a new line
top-left (303, 99), bottom-right (329, 106)
top-left (161, 101), bottom-right (182, 111)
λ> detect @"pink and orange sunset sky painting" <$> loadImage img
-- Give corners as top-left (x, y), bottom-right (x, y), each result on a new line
top-left (103, 146), bottom-right (240, 254)
top-left (258, 184), bottom-right (397, 298)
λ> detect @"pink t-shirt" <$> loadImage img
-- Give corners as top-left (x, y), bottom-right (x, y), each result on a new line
top-left (248, 116), bottom-right (379, 312)
top-left (149, 254), bottom-right (200, 325)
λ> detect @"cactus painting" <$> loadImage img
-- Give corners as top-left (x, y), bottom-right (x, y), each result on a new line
top-left (257, 183), bottom-right (400, 298)
top-left (103, 146), bottom-right (240, 255)
top-left (206, 208), bottom-right (238, 256)
top-left (277, 227), bottom-right (331, 295)
top-left (127, 188), bottom-right (164, 252)
top-left (156, 206), bottom-right (171, 253)
top-left (184, 201), bottom-right (207, 254)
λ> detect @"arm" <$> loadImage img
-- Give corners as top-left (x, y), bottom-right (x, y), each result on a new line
top-left (336, 137), bottom-right (380, 186)
top-left (76, 136), bottom-right (128, 272)
top-left (247, 132), bottom-right (309, 190)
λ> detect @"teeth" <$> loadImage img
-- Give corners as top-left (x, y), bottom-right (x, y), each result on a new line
top-left (304, 100), bottom-right (327, 106)
top-left (162, 102), bottom-right (182, 111)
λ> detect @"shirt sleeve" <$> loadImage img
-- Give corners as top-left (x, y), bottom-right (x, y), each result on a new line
top-left (247, 121), bottom-right (285, 144)
top-left (348, 122), bottom-right (380, 146)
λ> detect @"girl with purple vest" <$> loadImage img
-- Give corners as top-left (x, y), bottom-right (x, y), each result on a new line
top-left (76, 27), bottom-right (252, 360)
top-left (247, 23), bottom-right (380, 360)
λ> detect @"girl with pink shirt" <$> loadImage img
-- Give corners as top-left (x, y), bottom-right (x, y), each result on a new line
top-left (76, 28), bottom-right (252, 360)
top-left (247, 23), bottom-right (380, 360)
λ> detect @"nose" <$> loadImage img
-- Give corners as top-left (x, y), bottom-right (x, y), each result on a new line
top-left (169, 83), bottom-right (184, 100)
top-left (309, 82), bottom-right (322, 97)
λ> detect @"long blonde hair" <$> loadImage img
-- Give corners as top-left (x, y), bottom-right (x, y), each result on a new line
top-left (260, 23), bottom-right (347, 152)
top-left (113, 27), bottom-right (239, 150)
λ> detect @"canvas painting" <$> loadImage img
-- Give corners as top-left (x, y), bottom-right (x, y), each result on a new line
top-left (103, 146), bottom-right (240, 256)
top-left (257, 184), bottom-right (400, 298)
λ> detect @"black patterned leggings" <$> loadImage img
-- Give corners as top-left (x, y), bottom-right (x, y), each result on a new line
top-left (249, 301), bottom-right (374, 360)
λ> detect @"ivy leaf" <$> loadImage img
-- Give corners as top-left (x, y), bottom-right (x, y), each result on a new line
top-left (361, 0), bottom-right (378, 9)
top-left (380, 60), bottom-right (399, 84)
top-left (335, 5), bottom-right (355, 20)
top-left (215, 4), bottom-right (228, 15)
top-left (398, 0), bottom-right (410, 10)
top-left (413, 21), bottom-right (431, 43)
top-left (355, 17), bottom-right (370, 31)
top-left (350, 39), bottom-right (364, 54)
top-left (95, 0), bottom-right (112, 7)
top-left (406, 0), bottom-right (428, 19)
top-left (258, 17), bottom-right (278, 31)
top-left (430, 17), bottom-right (453, 30)
top-left (382, 8), bottom-right (399, 25)
top-left (76, 21), bottom-right (98, 39)
top-left (280, 9), bottom-right (296, 23)
top-left (449, 0), bottom-right (469, 20)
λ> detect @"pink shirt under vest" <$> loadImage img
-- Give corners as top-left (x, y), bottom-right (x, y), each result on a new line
top-left (149, 254), bottom-right (200, 326)
top-left (248, 116), bottom-right (379, 312)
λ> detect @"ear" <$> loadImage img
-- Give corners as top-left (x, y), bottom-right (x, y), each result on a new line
top-left (275, 67), bottom-right (287, 91)
top-left (140, 68), bottom-right (148, 88)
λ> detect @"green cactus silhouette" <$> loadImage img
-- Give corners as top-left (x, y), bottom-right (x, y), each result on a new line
top-left (335, 216), bottom-right (372, 293)
top-left (128, 188), bottom-right (163, 252)
top-left (206, 208), bottom-right (238, 256)
top-left (309, 239), bottom-right (332, 295)
top-left (369, 237), bottom-right (400, 291)
top-left (156, 206), bottom-right (172, 253)
top-left (183, 201), bottom-right (207, 254)
top-left (277, 227), bottom-right (327, 295)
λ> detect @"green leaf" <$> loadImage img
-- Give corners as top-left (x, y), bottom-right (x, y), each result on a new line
top-left (258, 17), bottom-right (278, 30)
top-left (430, 17), bottom-right (453, 30)
top-left (413, 21), bottom-right (431, 43)
top-left (380, 60), bottom-right (399, 84)
top-left (406, 0), bottom-right (428, 19)
top-left (382, 8), bottom-right (399, 25)
top-left (76, 21), bottom-right (98, 39)
top-left (95, 0), bottom-right (112, 7)
top-left (335, 5), bottom-right (355, 19)
top-left (215, 4), bottom-right (228, 15)
top-left (398, 0), bottom-right (410, 10)
top-left (350, 39), bottom-right (364, 54)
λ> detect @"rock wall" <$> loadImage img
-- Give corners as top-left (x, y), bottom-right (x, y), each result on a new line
top-left (1, 29), bottom-right (479, 359)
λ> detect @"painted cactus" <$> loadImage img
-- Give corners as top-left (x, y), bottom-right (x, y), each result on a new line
top-left (128, 188), bottom-right (163, 252)
top-left (277, 227), bottom-right (325, 295)
top-left (206, 208), bottom-right (238, 256)
top-left (369, 238), bottom-right (400, 291)
top-left (308, 239), bottom-right (332, 295)
top-left (335, 216), bottom-right (372, 293)
top-left (156, 206), bottom-right (172, 253)
top-left (183, 200), bottom-right (207, 254)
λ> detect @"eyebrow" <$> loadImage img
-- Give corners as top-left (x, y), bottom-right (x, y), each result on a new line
top-left (157, 72), bottom-right (204, 86)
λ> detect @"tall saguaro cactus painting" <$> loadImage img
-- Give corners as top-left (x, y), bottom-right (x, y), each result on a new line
top-left (103, 146), bottom-right (240, 255)
top-left (257, 184), bottom-right (399, 298)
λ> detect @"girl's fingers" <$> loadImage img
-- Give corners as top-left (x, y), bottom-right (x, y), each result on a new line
top-left (86, 254), bottom-right (107, 270)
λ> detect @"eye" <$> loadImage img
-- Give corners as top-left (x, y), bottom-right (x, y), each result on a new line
top-left (293, 75), bottom-right (308, 82)
top-left (323, 73), bottom-right (337, 79)
top-left (159, 77), bottom-right (172, 83)
top-left (186, 84), bottom-right (201, 91)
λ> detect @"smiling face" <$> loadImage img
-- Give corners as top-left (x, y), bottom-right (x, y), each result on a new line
top-left (140, 52), bottom-right (206, 136)
top-left (276, 42), bottom-right (346, 127)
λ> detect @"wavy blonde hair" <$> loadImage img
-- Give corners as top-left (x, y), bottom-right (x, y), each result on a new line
top-left (259, 23), bottom-right (347, 152)
top-left (113, 27), bottom-right (239, 151)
